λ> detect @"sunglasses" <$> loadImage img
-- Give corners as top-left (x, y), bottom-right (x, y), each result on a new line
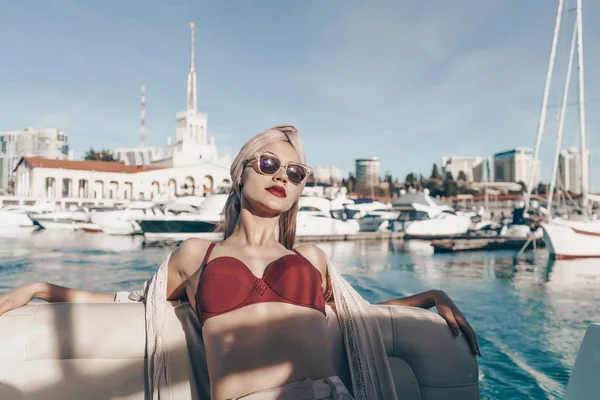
top-left (245, 152), bottom-right (313, 185)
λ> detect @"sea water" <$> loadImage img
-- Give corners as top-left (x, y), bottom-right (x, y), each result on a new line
top-left (1, 230), bottom-right (598, 400)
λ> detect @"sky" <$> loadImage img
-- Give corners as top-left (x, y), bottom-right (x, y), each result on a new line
top-left (1, 0), bottom-right (600, 190)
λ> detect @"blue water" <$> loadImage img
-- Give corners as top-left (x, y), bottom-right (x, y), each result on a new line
top-left (1, 230), bottom-right (599, 400)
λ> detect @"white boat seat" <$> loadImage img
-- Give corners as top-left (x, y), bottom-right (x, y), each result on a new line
top-left (0, 302), bottom-right (479, 399)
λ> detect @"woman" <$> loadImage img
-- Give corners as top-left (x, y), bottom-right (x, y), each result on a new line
top-left (0, 125), bottom-right (480, 399)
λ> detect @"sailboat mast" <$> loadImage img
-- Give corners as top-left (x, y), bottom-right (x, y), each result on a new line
top-left (575, 0), bottom-right (589, 214)
top-left (548, 23), bottom-right (578, 216)
top-left (526, 0), bottom-right (565, 209)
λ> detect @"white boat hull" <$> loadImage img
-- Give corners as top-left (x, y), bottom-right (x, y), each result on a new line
top-left (0, 210), bottom-right (34, 229)
top-left (404, 214), bottom-right (472, 239)
top-left (296, 213), bottom-right (360, 236)
top-left (542, 220), bottom-right (600, 259)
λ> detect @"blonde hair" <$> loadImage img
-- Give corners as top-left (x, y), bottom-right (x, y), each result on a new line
top-left (217, 125), bottom-right (307, 249)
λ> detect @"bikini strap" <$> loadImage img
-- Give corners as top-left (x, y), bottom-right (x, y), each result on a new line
top-left (200, 242), bottom-right (216, 267)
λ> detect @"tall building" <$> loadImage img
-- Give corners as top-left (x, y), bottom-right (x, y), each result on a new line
top-left (113, 146), bottom-right (163, 166)
top-left (441, 156), bottom-right (482, 182)
top-left (559, 147), bottom-right (590, 194)
top-left (355, 157), bottom-right (380, 187)
top-left (159, 22), bottom-right (229, 168)
top-left (0, 127), bottom-right (71, 192)
top-left (494, 148), bottom-right (540, 189)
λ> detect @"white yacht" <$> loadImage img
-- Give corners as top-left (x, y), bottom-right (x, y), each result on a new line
top-left (89, 201), bottom-right (160, 236)
top-left (296, 196), bottom-right (360, 236)
top-left (542, 218), bottom-right (600, 259)
top-left (392, 192), bottom-right (471, 239)
top-left (344, 199), bottom-right (400, 232)
top-left (137, 193), bottom-right (228, 240)
top-left (533, 0), bottom-right (599, 259)
top-left (0, 207), bottom-right (36, 232)
top-left (29, 207), bottom-right (95, 231)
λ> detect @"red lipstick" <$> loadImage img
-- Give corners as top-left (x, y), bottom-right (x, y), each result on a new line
top-left (266, 186), bottom-right (287, 198)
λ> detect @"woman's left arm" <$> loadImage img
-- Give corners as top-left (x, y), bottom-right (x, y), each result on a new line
top-left (379, 290), bottom-right (481, 356)
top-left (294, 244), bottom-right (481, 356)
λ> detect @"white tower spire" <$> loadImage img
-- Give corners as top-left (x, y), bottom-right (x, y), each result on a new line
top-left (187, 22), bottom-right (197, 112)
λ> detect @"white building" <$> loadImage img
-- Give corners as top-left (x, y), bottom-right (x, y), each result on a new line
top-left (494, 148), bottom-right (540, 190)
top-left (441, 156), bottom-right (482, 182)
top-left (114, 146), bottom-right (163, 165)
top-left (355, 157), bottom-right (380, 188)
top-left (13, 156), bottom-right (229, 202)
top-left (10, 22), bottom-right (231, 204)
top-left (0, 128), bottom-right (71, 193)
top-left (559, 147), bottom-right (590, 194)
top-left (312, 165), bottom-right (343, 185)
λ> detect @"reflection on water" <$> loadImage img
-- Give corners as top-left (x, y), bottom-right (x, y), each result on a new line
top-left (1, 232), bottom-right (599, 400)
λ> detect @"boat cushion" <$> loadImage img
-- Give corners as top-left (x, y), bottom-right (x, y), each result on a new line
top-left (0, 302), bottom-right (479, 399)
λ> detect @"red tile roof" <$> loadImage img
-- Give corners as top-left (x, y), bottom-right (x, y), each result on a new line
top-left (17, 157), bottom-right (164, 174)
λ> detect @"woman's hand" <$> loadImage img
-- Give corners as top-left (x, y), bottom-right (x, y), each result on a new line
top-left (0, 282), bottom-right (39, 316)
top-left (432, 290), bottom-right (481, 356)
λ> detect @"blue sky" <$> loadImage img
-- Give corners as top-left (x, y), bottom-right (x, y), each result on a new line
top-left (1, 0), bottom-right (600, 189)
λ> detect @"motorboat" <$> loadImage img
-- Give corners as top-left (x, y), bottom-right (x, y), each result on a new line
top-left (137, 193), bottom-right (227, 240)
top-left (0, 302), bottom-right (480, 400)
top-left (90, 202), bottom-right (165, 236)
top-left (0, 207), bottom-right (36, 232)
top-left (28, 207), bottom-right (96, 231)
top-left (391, 192), bottom-right (471, 239)
top-left (296, 196), bottom-right (360, 236)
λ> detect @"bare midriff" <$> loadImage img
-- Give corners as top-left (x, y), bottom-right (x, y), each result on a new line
top-left (202, 302), bottom-right (337, 400)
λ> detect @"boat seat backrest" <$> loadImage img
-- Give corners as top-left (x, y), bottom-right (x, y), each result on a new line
top-left (0, 303), bottom-right (479, 399)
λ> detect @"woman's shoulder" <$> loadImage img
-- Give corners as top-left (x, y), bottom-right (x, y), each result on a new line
top-left (293, 243), bottom-right (328, 274)
top-left (170, 238), bottom-right (214, 276)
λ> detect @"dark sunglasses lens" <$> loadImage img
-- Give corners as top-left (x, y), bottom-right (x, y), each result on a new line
top-left (259, 155), bottom-right (280, 174)
top-left (286, 165), bottom-right (307, 184)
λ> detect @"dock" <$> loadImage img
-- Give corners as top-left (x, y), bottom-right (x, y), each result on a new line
top-left (296, 231), bottom-right (405, 242)
top-left (142, 231), bottom-right (406, 247)
top-left (431, 236), bottom-right (545, 253)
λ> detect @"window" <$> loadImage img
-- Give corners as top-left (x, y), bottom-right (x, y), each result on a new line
top-left (62, 178), bottom-right (72, 198)
top-left (299, 206), bottom-right (321, 212)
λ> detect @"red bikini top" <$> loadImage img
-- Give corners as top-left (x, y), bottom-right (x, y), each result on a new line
top-left (195, 243), bottom-right (326, 325)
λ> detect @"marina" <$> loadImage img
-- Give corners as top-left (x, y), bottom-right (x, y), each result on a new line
top-left (1, 0), bottom-right (600, 398)
top-left (1, 230), bottom-right (599, 399)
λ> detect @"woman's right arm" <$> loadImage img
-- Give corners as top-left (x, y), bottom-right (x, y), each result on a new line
top-left (0, 237), bottom-right (211, 316)
top-left (0, 281), bottom-right (115, 316)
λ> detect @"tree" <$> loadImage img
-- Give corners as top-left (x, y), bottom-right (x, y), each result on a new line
top-left (84, 148), bottom-right (117, 162)
top-left (344, 173), bottom-right (356, 193)
top-left (386, 175), bottom-right (394, 197)
top-left (443, 172), bottom-right (458, 197)
top-left (405, 173), bottom-right (417, 189)
top-left (430, 163), bottom-right (442, 181)
top-left (426, 180), bottom-right (443, 197)
top-left (457, 171), bottom-right (468, 181)
top-left (536, 183), bottom-right (549, 195)
top-left (443, 178), bottom-right (458, 197)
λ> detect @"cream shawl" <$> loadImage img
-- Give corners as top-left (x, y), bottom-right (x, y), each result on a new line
top-left (115, 251), bottom-right (397, 400)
